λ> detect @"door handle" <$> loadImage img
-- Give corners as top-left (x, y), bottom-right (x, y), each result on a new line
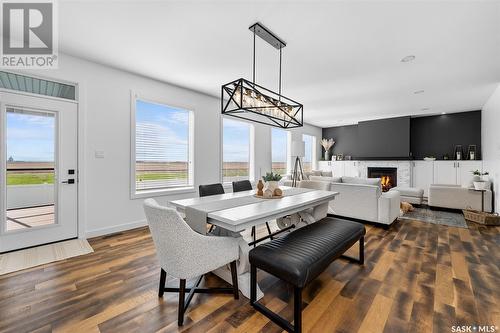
top-left (62, 179), bottom-right (75, 184)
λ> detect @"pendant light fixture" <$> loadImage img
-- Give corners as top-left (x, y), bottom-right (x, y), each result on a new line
top-left (221, 22), bottom-right (303, 128)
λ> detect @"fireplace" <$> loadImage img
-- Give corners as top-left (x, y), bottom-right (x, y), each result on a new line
top-left (367, 167), bottom-right (397, 192)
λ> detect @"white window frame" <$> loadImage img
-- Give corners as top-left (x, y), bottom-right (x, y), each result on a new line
top-left (271, 128), bottom-right (290, 175)
top-left (130, 91), bottom-right (195, 199)
top-left (220, 116), bottom-right (255, 185)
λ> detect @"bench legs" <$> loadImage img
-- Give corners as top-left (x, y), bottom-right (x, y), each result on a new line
top-left (249, 236), bottom-right (365, 333)
top-left (340, 236), bottom-right (365, 265)
top-left (251, 265), bottom-right (303, 333)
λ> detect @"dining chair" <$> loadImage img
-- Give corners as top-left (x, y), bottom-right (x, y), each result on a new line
top-left (232, 180), bottom-right (273, 245)
top-left (199, 183), bottom-right (225, 232)
top-left (143, 199), bottom-right (239, 326)
top-left (199, 183), bottom-right (225, 197)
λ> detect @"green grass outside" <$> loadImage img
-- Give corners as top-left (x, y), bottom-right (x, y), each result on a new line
top-left (271, 168), bottom-right (287, 175)
top-left (136, 172), bottom-right (188, 181)
top-left (7, 173), bottom-right (54, 185)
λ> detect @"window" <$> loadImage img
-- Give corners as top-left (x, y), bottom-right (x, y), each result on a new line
top-left (302, 134), bottom-right (314, 172)
top-left (272, 128), bottom-right (288, 175)
top-left (133, 98), bottom-right (193, 194)
top-left (222, 118), bottom-right (252, 183)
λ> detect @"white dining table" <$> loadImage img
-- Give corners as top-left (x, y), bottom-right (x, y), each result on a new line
top-left (170, 186), bottom-right (338, 299)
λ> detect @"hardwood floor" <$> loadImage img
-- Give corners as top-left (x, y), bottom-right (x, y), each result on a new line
top-left (0, 219), bottom-right (498, 333)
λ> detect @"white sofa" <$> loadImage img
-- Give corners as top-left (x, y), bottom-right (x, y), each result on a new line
top-left (286, 176), bottom-right (401, 226)
top-left (428, 184), bottom-right (492, 212)
top-left (328, 177), bottom-right (401, 226)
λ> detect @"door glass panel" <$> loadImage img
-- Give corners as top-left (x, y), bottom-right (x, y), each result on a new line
top-left (5, 108), bottom-right (56, 231)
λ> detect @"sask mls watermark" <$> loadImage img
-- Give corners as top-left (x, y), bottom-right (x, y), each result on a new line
top-left (1, 0), bottom-right (58, 68)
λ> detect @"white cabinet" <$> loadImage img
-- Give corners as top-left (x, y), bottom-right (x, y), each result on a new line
top-left (457, 161), bottom-right (483, 186)
top-left (328, 161), bottom-right (360, 177)
top-left (433, 161), bottom-right (457, 185)
top-left (412, 161), bottom-right (434, 197)
top-left (317, 161), bottom-right (331, 172)
top-left (433, 160), bottom-right (483, 186)
top-left (344, 161), bottom-right (359, 177)
top-left (331, 161), bottom-right (345, 177)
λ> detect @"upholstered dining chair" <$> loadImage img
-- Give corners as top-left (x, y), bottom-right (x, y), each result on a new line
top-left (143, 199), bottom-right (239, 326)
top-left (199, 183), bottom-right (225, 197)
top-left (199, 183), bottom-right (225, 232)
top-left (232, 180), bottom-right (273, 245)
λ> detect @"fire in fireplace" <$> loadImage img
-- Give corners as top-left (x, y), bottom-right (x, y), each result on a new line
top-left (367, 167), bottom-right (397, 192)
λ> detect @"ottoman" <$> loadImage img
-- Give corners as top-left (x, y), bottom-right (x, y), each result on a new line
top-left (390, 187), bottom-right (424, 205)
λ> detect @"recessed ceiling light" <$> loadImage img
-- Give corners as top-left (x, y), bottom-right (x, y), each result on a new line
top-left (421, 107), bottom-right (430, 111)
top-left (414, 90), bottom-right (425, 94)
top-left (441, 112), bottom-right (446, 115)
top-left (401, 55), bottom-right (416, 62)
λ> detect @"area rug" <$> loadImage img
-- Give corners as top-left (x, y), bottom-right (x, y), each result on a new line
top-left (399, 207), bottom-right (468, 228)
top-left (0, 239), bottom-right (94, 275)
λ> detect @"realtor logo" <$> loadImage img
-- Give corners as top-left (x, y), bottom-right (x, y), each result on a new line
top-left (1, 0), bottom-right (58, 68)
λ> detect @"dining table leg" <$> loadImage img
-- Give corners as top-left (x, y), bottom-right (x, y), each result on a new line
top-left (210, 227), bottom-right (264, 300)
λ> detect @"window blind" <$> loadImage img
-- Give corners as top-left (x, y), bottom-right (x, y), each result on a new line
top-left (271, 128), bottom-right (287, 175)
top-left (302, 134), bottom-right (313, 172)
top-left (222, 118), bottom-right (251, 183)
top-left (135, 100), bottom-right (190, 191)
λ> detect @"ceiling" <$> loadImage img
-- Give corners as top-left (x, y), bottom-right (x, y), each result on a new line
top-left (59, 0), bottom-right (500, 128)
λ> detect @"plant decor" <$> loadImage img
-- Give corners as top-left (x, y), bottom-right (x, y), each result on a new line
top-left (472, 170), bottom-right (489, 176)
top-left (320, 138), bottom-right (335, 152)
top-left (262, 172), bottom-right (282, 182)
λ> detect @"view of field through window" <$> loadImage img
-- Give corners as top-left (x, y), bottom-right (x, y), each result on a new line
top-left (223, 118), bottom-right (251, 182)
top-left (303, 134), bottom-right (313, 172)
top-left (5, 108), bottom-right (57, 231)
top-left (6, 109), bottom-right (55, 186)
top-left (135, 100), bottom-right (190, 191)
top-left (272, 128), bottom-right (287, 175)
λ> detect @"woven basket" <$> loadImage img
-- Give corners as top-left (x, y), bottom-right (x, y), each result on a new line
top-left (463, 209), bottom-right (500, 225)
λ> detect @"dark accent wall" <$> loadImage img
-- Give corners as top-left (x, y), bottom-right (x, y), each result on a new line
top-left (410, 111), bottom-right (481, 160)
top-left (357, 117), bottom-right (410, 159)
top-left (322, 125), bottom-right (358, 157)
top-left (322, 111), bottom-right (482, 160)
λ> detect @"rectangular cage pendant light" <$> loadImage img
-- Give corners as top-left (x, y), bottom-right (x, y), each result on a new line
top-left (221, 78), bottom-right (303, 128)
top-left (221, 23), bottom-right (303, 129)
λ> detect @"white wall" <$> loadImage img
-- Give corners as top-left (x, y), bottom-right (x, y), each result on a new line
top-left (21, 54), bottom-right (322, 237)
top-left (482, 84), bottom-right (500, 213)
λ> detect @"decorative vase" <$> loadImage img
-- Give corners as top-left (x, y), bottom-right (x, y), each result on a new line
top-left (473, 181), bottom-right (488, 190)
top-left (324, 150), bottom-right (330, 161)
top-left (472, 175), bottom-right (480, 182)
top-left (266, 181), bottom-right (278, 193)
top-left (257, 179), bottom-right (264, 196)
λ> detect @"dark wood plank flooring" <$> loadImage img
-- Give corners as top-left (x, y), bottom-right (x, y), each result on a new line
top-left (0, 219), bottom-right (498, 333)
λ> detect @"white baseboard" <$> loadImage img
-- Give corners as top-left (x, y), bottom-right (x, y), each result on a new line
top-left (85, 219), bottom-right (148, 238)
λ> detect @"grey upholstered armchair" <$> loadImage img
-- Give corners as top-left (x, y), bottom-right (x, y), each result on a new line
top-left (143, 199), bottom-right (240, 326)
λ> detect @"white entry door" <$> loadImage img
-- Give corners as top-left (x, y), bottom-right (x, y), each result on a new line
top-left (0, 91), bottom-right (78, 252)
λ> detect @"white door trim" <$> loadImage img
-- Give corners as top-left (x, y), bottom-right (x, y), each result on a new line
top-left (0, 72), bottom-right (85, 240)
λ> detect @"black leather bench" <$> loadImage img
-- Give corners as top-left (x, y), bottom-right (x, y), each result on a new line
top-left (249, 217), bottom-right (366, 333)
